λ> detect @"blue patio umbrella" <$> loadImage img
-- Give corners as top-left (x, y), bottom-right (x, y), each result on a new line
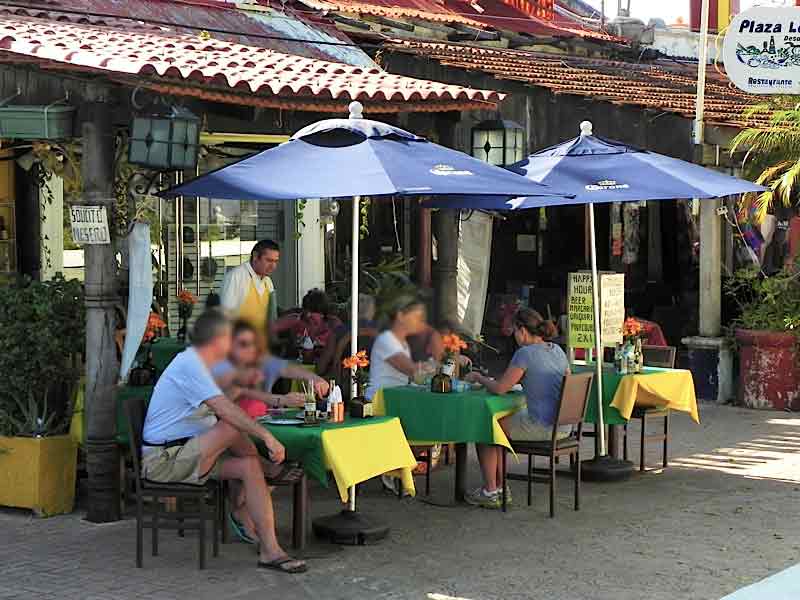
top-left (425, 121), bottom-right (765, 472)
top-left (160, 102), bottom-right (569, 518)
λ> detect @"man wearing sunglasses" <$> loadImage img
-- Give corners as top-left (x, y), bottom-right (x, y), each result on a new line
top-left (142, 309), bottom-right (307, 573)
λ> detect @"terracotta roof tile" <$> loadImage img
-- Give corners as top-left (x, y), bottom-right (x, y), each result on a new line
top-left (0, 14), bottom-right (503, 112)
top-left (296, 0), bottom-right (619, 42)
top-left (387, 40), bottom-right (763, 127)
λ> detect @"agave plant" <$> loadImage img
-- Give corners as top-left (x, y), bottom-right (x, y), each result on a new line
top-left (731, 97), bottom-right (800, 223)
top-left (0, 388), bottom-right (74, 438)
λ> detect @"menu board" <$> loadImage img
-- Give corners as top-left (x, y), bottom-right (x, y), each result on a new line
top-left (600, 273), bottom-right (625, 346)
top-left (567, 272), bottom-right (595, 349)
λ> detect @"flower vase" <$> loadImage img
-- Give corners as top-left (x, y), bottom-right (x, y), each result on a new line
top-left (431, 370), bottom-right (453, 394)
top-left (634, 338), bottom-right (644, 374)
top-left (129, 345), bottom-right (158, 386)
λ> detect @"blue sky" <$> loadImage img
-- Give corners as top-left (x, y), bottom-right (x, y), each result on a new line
top-left (579, 0), bottom-right (786, 24)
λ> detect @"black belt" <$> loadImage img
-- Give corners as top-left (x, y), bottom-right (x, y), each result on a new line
top-left (144, 437), bottom-right (192, 449)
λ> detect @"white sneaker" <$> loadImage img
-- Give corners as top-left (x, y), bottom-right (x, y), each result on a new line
top-left (465, 487), bottom-right (501, 509)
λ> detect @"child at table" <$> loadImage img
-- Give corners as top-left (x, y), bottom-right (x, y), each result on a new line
top-left (464, 308), bottom-right (569, 509)
top-left (212, 320), bottom-right (328, 418)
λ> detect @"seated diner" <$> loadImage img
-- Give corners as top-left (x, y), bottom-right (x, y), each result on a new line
top-left (141, 309), bottom-right (308, 572)
top-left (464, 308), bottom-right (570, 509)
top-left (212, 320), bottom-right (329, 418)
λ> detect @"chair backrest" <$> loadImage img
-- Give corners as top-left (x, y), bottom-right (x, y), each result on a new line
top-left (124, 394), bottom-right (147, 493)
top-left (555, 372), bottom-right (594, 430)
top-left (642, 345), bottom-right (676, 369)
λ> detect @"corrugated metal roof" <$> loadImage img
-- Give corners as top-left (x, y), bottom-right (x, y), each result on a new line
top-left (387, 40), bottom-right (763, 127)
top-left (294, 0), bottom-right (619, 41)
top-left (0, 0), bottom-right (374, 65)
top-left (0, 14), bottom-right (504, 113)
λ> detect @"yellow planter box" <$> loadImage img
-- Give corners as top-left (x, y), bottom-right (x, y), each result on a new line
top-left (0, 435), bottom-right (77, 516)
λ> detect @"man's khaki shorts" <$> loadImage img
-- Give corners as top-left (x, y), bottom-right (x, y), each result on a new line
top-left (142, 437), bottom-right (225, 485)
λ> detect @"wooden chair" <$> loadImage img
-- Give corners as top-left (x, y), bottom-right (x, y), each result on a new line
top-left (220, 465), bottom-right (309, 550)
top-left (502, 372), bottom-right (594, 517)
top-left (623, 345), bottom-right (676, 472)
top-left (124, 396), bottom-right (221, 569)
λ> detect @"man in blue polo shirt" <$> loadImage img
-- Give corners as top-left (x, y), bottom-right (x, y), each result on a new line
top-left (142, 309), bottom-right (306, 573)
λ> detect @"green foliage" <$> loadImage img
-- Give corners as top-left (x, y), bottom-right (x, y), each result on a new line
top-left (731, 96), bottom-right (800, 222)
top-left (328, 253), bottom-right (417, 321)
top-left (0, 275), bottom-right (85, 436)
top-left (725, 265), bottom-right (800, 335)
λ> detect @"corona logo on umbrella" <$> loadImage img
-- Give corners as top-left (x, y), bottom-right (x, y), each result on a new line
top-left (585, 179), bottom-right (630, 191)
top-left (429, 164), bottom-right (474, 177)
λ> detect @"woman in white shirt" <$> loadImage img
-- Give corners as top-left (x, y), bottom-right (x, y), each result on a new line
top-left (366, 296), bottom-right (430, 400)
top-left (366, 295), bottom-right (433, 493)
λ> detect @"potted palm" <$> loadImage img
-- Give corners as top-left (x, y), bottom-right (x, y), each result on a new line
top-left (0, 275), bottom-right (83, 515)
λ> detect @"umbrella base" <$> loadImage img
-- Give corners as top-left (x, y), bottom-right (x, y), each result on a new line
top-left (580, 456), bottom-right (634, 482)
top-left (312, 510), bottom-right (389, 545)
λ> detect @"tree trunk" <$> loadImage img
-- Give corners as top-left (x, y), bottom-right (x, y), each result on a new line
top-left (433, 208), bottom-right (459, 326)
top-left (83, 91), bottom-right (121, 523)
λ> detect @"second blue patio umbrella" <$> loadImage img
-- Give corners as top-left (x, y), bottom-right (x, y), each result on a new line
top-left (426, 121), bottom-right (765, 477)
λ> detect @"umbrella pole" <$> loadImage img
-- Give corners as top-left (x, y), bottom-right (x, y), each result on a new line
top-left (588, 203), bottom-right (607, 457)
top-left (312, 193), bottom-right (390, 544)
top-left (349, 195), bottom-right (360, 512)
top-left (580, 203), bottom-right (633, 482)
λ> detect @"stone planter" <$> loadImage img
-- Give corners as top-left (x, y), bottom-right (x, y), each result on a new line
top-left (735, 329), bottom-right (800, 411)
top-left (0, 435), bottom-right (77, 516)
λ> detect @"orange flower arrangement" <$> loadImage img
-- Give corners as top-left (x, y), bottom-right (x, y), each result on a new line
top-left (143, 312), bottom-right (166, 343)
top-left (442, 333), bottom-right (468, 356)
top-left (621, 317), bottom-right (643, 341)
top-left (342, 350), bottom-right (369, 370)
top-left (342, 350), bottom-right (370, 390)
top-left (177, 289), bottom-right (197, 305)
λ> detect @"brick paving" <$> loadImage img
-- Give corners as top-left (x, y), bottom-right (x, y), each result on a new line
top-left (3, 404), bottom-right (800, 600)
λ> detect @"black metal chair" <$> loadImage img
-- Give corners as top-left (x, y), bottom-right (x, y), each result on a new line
top-left (502, 372), bottom-right (594, 517)
top-left (623, 345), bottom-right (676, 472)
top-left (124, 395), bottom-right (221, 569)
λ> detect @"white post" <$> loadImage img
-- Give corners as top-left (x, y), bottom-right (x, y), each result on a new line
top-left (695, 0), bottom-right (721, 338)
top-left (579, 121), bottom-right (608, 457)
top-left (588, 203), bottom-right (607, 457)
top-left (347, 101), bottom-right (365, 513)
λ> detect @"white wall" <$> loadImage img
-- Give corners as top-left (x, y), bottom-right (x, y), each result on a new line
top-left (649, 28), bottom-right (722, 62)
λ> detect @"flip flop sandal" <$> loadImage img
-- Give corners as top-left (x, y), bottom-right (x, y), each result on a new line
top-left (228, 512), bottom-right (257, 545)
top-left (258, 556), bottom-right (308, 574)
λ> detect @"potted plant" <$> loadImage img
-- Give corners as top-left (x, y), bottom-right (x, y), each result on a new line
top-left (726, 266), bottom-right (800, 410)
top-left (0, 275), bottom-right (83, 516)
top-left (343, 351), bottom-right (371, 417)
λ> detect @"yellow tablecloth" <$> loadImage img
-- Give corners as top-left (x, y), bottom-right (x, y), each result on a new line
top-left (264, 415), bottom-right (417, 502)
top-left (611, 369), bottom-right (700, 423)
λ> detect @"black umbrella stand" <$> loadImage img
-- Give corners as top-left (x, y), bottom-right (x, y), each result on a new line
top-left (312, 509), bottom-right (389, 545)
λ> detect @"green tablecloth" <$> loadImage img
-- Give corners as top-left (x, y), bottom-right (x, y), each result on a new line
top-left (147, 337), bottom-right (186, 373)
top-left (573, 365), bottom-right (669, 425)
top-left (259, 415), bottom-right (400, 487)
top-left (375, 386), bottom-right (523, 446)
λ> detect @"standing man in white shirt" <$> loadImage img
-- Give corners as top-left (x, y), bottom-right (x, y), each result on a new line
top-left (221, 239), bottom-right (280, 352)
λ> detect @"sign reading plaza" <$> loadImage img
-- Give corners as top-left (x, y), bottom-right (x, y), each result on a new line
top-left (70, 205), bottom-right (110, 245)
top-left (723, 7), bottom-right (800, 94)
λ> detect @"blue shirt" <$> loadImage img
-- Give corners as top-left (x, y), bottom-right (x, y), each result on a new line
top-left (211, 356), bottom-right (289, 393)
top-left (143, 347), bottom-right (223, 445)
top-left (510, 343), bottom-right (569, 427)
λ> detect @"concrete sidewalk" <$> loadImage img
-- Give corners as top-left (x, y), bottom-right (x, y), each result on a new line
top-left (2, 403), bottom-right (800, 600)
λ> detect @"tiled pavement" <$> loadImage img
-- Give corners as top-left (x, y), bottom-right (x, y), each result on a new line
top-left (3, 404), bottom-right (800, 600)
